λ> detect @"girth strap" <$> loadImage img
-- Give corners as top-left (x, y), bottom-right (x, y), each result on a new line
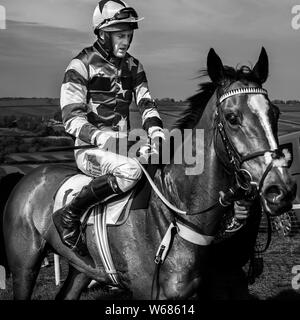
top-left (155, 222), bottom-right (215, 265)
top-left (155, 223), bottom-right (177, 264)
top-left (177, 222), bottom-right (215, 246)
top-left (151, 221), bottom-right (214, 300)
top-left (94, 205), bottom-right (119, 285)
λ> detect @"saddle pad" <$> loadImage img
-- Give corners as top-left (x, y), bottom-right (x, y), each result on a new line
top-left (53, 174), bottom-right (132, 225)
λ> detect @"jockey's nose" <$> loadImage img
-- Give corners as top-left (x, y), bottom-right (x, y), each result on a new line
top-left (122, 35), bottom-right (131, 46)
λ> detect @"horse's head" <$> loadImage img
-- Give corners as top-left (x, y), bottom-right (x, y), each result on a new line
top-left (207, 47), bottom-right (296, 216)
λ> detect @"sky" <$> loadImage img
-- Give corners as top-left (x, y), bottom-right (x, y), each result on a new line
top-left (0, 0), bottom-right (300, 101)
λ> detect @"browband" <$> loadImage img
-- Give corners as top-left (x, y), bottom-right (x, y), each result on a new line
top-left (219, 87), bottom-right (268, 104)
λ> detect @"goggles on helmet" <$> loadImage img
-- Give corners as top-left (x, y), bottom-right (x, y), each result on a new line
top-left (99, 7), bottom-right (138, 27)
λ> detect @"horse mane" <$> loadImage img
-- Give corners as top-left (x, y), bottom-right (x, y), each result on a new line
top-left (175, 65), bottom-right (262, 130)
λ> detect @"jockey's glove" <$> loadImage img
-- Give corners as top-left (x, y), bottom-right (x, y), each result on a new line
top-left (139, 128), bottom-right (166, 164)
top-left (149, 128), bottom-right (166, 159)
top-left (137, 142), bottom-right (157, 164)
top-left (149, 128), bottom-right (166, 141)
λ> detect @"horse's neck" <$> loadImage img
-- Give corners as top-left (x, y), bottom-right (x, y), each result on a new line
top-left (156, 94), bottom-right (229, 214)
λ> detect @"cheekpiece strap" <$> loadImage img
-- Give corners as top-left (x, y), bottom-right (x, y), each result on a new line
top-left (219, 87), bottom-right (268, 104)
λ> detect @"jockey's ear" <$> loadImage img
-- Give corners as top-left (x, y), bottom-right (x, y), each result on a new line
top-left (207, 48), bottom-right (225, 85)
top-left (253, 47), bottom-right (269, 84)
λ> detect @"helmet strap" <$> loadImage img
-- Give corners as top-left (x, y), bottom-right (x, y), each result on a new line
top-left (96, 30), bottom-right (113, 60)
top-left (96, 31), bottom-right (122, 66)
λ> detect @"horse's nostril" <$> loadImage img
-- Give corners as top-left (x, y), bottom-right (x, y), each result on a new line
top-left (264, 185), bottom-right (283, 203)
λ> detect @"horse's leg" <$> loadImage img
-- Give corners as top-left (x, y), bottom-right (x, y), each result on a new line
top-left (4, 205), bottom-right (47, 300)
top-left (9, 242), bottom-right (47, 300)
top-left (156, 244), bottom-right (210, 300)
top-left (55, 264), bottom-right (91, 300)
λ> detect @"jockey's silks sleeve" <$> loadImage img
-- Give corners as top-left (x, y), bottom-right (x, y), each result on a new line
top-left (60, 58), bottom-right (117, 148)
top-left (133, 61), bottom-right (164, 138)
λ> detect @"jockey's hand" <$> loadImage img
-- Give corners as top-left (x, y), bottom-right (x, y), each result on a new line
top-left (233, 200), bottom-right (252, 220)
top-left (150, 129), bottom-right (165, 150)
top-left (137, 142), bottom-right (158, 163)
top-left (137, 129), bottom-right (165, 163)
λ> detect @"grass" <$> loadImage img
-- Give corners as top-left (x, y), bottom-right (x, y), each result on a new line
top-left (0, 256), bottom-right (130, 300)
top-left (248, 233), bottom-right (300, 300)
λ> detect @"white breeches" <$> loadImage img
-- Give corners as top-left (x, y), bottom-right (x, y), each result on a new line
top-left (75, 148), bottom-right (142, 193)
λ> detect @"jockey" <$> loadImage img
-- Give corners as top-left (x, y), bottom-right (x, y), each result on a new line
top-left (53, 0), bottom-right (165, 255)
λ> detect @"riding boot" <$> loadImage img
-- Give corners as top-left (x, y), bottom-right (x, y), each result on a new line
top-left (52, 174), bottom-right (122, 255)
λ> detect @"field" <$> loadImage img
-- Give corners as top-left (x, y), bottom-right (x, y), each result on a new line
top-left (276, 103), bottom-right (300, 136)
top-left (0, 99), bottom-right (299, 135)
top-left (248, 233), bottom-right (300, 300)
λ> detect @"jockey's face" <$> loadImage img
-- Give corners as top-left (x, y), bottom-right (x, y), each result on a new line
top-left (111, 30), bottom-right (133, 58)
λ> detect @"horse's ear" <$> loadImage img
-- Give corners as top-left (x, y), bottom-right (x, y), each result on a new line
top-left (253, 47), bottom-right (269, 84)
top-left (207, 48), bottom-right (225, 84)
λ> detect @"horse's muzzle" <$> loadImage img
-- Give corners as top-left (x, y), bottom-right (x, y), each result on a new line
top-left (262, 181), bottom-right (297, 216)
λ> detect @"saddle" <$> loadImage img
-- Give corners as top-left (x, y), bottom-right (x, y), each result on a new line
top-left (53, 165), bottom-right (158, 285)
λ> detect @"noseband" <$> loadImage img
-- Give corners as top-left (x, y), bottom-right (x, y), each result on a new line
top-left (215, 87), bottom-right (284, 199)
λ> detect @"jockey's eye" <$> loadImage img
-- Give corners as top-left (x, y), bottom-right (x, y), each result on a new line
top-left (225, 113), bottom-right (239, 126)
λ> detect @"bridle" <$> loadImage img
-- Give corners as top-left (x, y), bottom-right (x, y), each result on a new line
top-left (213, 87), bottom-right (287, 256)
top-left (214, 86), bottom-right (284, 200)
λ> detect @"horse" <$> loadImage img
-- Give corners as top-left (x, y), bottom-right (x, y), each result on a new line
top-left (0, 172), bottom-right (24, 275)
top-left (3, 47), bottom-right (296, 300)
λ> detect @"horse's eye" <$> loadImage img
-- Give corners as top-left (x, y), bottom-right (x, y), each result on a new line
top-left (225, 113), bottom-right (239, 126)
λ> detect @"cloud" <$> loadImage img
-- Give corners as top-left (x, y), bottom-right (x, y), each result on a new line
top-left (0, 20), bottom-right (94, 97)
top-left (2, 0), bottom-right (95, 31)
top-left (0, 0), bottom-right (299, 100)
